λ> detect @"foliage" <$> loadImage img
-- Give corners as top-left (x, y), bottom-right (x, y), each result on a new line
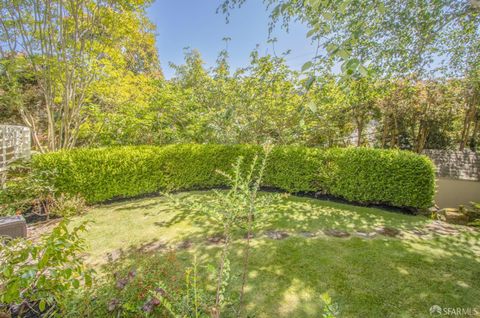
top-left (66, 251), bottom-right (204, 317)
top-left (32, 144), bottom-right (435, 209)
top-left (321, 147), bottom-right (435, 209)
top-left (465, 202), bottom-right (480, 227)
top-left (65, 191), bottom-right (480, 317)
top-left (0, 220), bottom-right (93, 317)
top-left (0, 160), bottom-right (56, 217)
top-left (217, 0), bottom-right (479, 151)
top-left (0, 0), bottom-right (161, 151)
top-left (321, 293), bottom-right (339, 318)
top-left (76, 47), bottom-right (478, 152)
top-left (1, 0), bottom-right (478, 153)
top-left (220, 0), bottom-right (478, 77)
top-left (50, 194), bottom-right (89, 218)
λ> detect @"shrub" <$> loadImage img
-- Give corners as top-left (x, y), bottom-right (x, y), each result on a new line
top-left (0, 220), bottom-right (93, 317)
top-left (0, 160), bottom-right (57, 217)
top-left (32, 145), bottom-right (435, 209)
top-left (50, 193), bottom-right (89, 218)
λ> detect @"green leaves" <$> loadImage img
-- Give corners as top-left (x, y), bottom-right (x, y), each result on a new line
top-left (33, 145), bottom-right (435, 209)
top-left (0, 220), bottom-right (93, 314)
top-left (305, 75), bottom-right (316, 90)
top-left (341, 58), bottom-right (360, 74)
top-left (302, 61), bottom-right (314, 72)
top-left (307, 101), bottom-right (317, 113)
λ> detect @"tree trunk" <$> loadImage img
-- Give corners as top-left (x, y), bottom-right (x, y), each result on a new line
top-left (356, 118), bottom-right (363, 147)
top-left (459, 105), bottom-right (474, 151)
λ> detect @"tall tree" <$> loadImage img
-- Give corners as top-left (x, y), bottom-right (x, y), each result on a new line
top-left (220, 0), bottom-right (478, 80)
top-left (0, 0), bottom-right (160, 151)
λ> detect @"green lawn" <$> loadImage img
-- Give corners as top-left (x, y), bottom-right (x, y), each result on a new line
top-left (71, 191), bottom-right (480, 318)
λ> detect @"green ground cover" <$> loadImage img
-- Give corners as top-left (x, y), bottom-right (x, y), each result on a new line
top-left (70, 191), bottom-right (480, 317)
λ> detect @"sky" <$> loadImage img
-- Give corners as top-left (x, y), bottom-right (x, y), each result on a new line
top-left (147, 1), bottom-right (317, 79)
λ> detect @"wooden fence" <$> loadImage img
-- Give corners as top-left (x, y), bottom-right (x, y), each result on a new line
top-left (0, 125), bottom-right (31, 188)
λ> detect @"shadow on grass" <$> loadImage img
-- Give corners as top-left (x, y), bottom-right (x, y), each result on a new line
top-left (87, 230), bottom-right (480, 317)
top-left (73, 192), bottom-right (480, 317)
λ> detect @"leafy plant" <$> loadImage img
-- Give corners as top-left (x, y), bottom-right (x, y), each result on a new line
top-left (50, 193), bottom-right (88, 218)
top-left (0, 160), bottom-right (56, 217)
top-left (33, 144), bottom-right (435, 209)
top-left (209, 144), bottom-right (272, 317)
top-left (466, 202), bottom-right (480, 227)
top-left (321, 293), bottom-right (339, 318)
top-left (149, 147), bottom-right (274, 318)
top-left (0, 220), bottom-right (94, 317)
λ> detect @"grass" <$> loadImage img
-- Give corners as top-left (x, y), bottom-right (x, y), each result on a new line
top-left (71, 191), bottom-right (480, 317)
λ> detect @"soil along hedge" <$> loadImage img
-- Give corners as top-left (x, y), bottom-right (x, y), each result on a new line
top-left (32, 145), bottom-right (435, 209)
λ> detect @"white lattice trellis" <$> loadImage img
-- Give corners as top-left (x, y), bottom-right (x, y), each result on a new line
top-left (1, 125), bottom-right (31, 187)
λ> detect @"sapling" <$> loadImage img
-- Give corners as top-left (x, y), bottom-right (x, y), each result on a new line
top-left (157, 144), bottom-right (274, 318)
top-left (208, 143), bottom-right (272, 317)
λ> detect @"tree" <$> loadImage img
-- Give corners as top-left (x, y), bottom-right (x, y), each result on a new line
top-left (0, 0), bottom-right (161, 151)
top-left (303, 76), bottom-right (352, 147)
top-left (342, 75), bottom-right (381, 146)
top-left (220, 0), bottom-right (478, 79)
top-left (442, 6), bottom-right (480, 150)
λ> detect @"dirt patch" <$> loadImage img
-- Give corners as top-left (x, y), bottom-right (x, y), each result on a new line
top-left (27, 219), bottom-right (62, 241)
top-left (137, 240), bottom-right (167, 253)
top-left (265, 230), bottom-right (289, 240)
top-left (375, 227), bottom-right (401, 237)
top-left (410, 229), bottom-right (429, 237)
top-left (106, 249), bottom-right (124, 262)
top-left (177, 240), bottom-right (193, 249)
top-left (323, 229), bottom-right (350, 238)
top-left (207, 234), bottom-right (226, 244)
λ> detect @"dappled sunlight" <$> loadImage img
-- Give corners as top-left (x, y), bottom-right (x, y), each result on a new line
top-left (69, 191), bottom-right (480, 316)
top-left (400, 230), bottom-right (480, 262)
top-left (278, 279), bottom-right (317, 317)
top-left (257, 196), bottom-right (429, 235)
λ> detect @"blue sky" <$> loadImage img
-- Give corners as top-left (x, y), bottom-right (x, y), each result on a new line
top-left (147, 1), bottom-right (317, 79)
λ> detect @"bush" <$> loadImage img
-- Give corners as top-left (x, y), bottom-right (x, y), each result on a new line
top-left (0, 160), bottom-right (57, 217)
top-left (0, 220), bottom-right (93, 317)
top-left (32, 145), bottom-right (435, 209)
top-left (50, 193), bottom-right (89, 218)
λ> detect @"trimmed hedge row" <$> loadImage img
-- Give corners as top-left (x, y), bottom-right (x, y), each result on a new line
top-left (32, 144), bottom-right (436, 209)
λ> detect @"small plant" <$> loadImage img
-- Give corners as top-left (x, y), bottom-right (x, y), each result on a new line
top-left (0, 220), bottom-right (94, 317)
top-left (466, 202), bottom-right (480, 227)
top-left (212, 144), bottom-right (272, 317)
top-left (158, 145), bottom-right (274, 318)
top-left (50, 193), bottom-right (88, 218)
top-left (152, 256), bottom-right (211, 317)
top-left (0, 160), bottom-right (57, 217)
top-left (321, 293), bottom-right (339, 318)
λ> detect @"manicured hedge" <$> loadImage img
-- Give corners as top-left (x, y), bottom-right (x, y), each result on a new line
top-left (32, 144), bottom-right (435, 209)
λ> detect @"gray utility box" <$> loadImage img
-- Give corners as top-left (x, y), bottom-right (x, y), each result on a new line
top-left (0, 215), bottom-right (27, 238)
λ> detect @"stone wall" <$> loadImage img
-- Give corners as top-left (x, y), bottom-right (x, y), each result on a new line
top-left (423, 149), bottom-right (480, 181)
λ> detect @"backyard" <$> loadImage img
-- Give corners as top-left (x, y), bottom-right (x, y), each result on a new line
top-left (1, 0), bottom-right (480, 317)
top-left (25, 191), bottom-right (478, 317)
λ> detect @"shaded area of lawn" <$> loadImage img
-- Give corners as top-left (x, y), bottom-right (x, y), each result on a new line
top-left (71, 191), bottom-right (480, 317)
